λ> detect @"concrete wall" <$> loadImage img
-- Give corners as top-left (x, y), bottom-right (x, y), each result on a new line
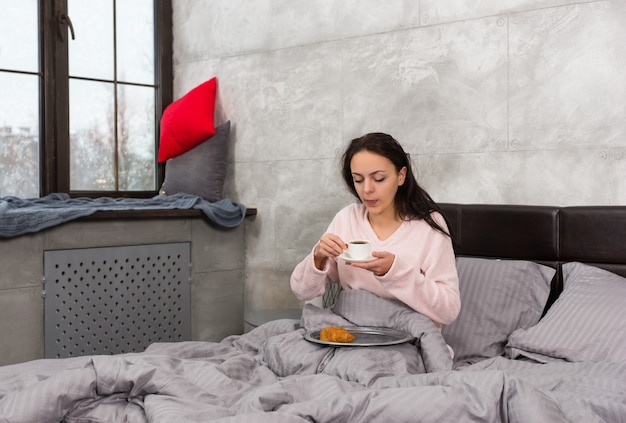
top-left (173, 0), bottom-right (626, 314)
top-left (0, 216), bottom-right (245, 366)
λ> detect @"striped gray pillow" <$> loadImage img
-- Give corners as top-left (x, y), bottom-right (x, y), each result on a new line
top-left (442, 257), bottom-right (554, 366)
top-left (506, 262), bottom-right (626, 363)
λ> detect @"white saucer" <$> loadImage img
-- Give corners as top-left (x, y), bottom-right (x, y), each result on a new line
top-left (338, 252), bottom-right (376, 263)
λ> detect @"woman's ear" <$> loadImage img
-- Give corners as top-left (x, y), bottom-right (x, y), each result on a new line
top-left (398, 166), bottom-right (407, 186)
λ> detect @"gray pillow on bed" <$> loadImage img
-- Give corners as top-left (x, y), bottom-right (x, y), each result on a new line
top-left (160, 121), bottom-right (230, 202)
top-left (442, 257), bottom-right (554, 366)
top-left (506, 262), bottom-right (626, 363)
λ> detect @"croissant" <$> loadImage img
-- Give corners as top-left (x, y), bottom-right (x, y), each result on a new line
top-left (319, 326), bottom-right (355, 343)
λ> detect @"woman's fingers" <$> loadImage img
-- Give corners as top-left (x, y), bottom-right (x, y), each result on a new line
top-left (319, 233), bottom-right (347, 257)
top-left (350, 251), bottom-right (394, 276)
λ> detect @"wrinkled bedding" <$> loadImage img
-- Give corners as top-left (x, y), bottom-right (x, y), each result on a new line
top-left (0, 291), bottom-right (624, 423)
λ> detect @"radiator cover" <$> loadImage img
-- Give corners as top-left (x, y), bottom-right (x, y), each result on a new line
top-left (43, 242), bottom-right (191, 358)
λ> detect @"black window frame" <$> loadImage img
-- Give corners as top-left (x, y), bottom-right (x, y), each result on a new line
top-left (40, 0), bottom-right (172, 198)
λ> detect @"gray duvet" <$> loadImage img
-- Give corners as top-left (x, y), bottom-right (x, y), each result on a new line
top-left (0, 290), bottom-right (624, 423)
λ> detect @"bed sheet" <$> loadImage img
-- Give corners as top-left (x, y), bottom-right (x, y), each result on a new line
top-left (0, 291), bottom-right (624, 423)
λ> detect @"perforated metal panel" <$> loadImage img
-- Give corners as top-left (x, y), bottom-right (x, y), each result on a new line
top-left (43, 243), bottom-right (191, 358)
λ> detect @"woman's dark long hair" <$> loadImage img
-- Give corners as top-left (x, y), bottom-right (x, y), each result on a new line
top-left (341, 132), bottom-right (451, 237)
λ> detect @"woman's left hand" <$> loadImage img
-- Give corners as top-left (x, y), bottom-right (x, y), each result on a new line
top-left (348, 251), bottom-right (394, 276)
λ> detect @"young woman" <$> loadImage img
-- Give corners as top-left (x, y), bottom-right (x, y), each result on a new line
top-left (290, 133), bottom-right (460, 328)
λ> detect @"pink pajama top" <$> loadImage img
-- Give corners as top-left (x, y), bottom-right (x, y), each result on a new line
top-left (290, 203), bottom-right (461, 328)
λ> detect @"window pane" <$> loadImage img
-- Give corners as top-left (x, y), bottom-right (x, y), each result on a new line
top-left (117, 84), bottom-right (156, 191)
top-left (68, 0), bottom-right (114, 80)
top-left (69, 79), bottom-right (115, 191)
top-left (0, 73), bottom-right (39, 197)
top-left (0, 0), bottom-right (38, 71)
top-left (117, 0), bottom-right (155, 84)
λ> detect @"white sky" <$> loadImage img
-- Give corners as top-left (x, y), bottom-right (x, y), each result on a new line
top-left (0, 0), bottom-right (153, 130)
top-left (0, 0), bottom-right (38, 128)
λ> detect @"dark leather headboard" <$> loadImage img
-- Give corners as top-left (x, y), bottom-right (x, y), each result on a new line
top-left (438, 203), bottom-right (626, 311)
top-left (559, 206), bottom-right (626, 277)
top-left (439, 204), bottom-right (559, 263)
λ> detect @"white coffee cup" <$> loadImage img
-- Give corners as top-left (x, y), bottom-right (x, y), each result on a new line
top-left (347, 239), bottom-right (371, 260)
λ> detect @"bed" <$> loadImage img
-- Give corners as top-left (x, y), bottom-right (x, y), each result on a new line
top-left (1, 203), bottom-right (625, 423)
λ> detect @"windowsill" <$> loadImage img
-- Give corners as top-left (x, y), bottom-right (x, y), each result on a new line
top-left (79, 207), bottom-right (257, 220)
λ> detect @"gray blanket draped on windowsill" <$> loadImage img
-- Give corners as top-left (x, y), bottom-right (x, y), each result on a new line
top-left (0, 193), bottom-right (247, 238)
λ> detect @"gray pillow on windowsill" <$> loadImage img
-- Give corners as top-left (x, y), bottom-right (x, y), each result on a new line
top-left (160, 121), bottom-right (230, 202)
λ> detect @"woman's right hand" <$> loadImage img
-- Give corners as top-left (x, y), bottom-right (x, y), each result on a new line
top-left (313, 233), bottom-right (347, 269)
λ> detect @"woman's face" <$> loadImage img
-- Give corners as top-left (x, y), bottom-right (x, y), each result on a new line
top-left (350, 150), bottom-right (406, 219)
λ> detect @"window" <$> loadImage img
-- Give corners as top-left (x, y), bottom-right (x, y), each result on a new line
top-left (0, 0), bottom-right (172, 198)
top-left (0, 0), bottom-right (39, 197)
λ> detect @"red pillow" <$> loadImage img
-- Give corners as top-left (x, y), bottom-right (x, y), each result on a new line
top-left (158, 77), bottom-right (217, 162)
